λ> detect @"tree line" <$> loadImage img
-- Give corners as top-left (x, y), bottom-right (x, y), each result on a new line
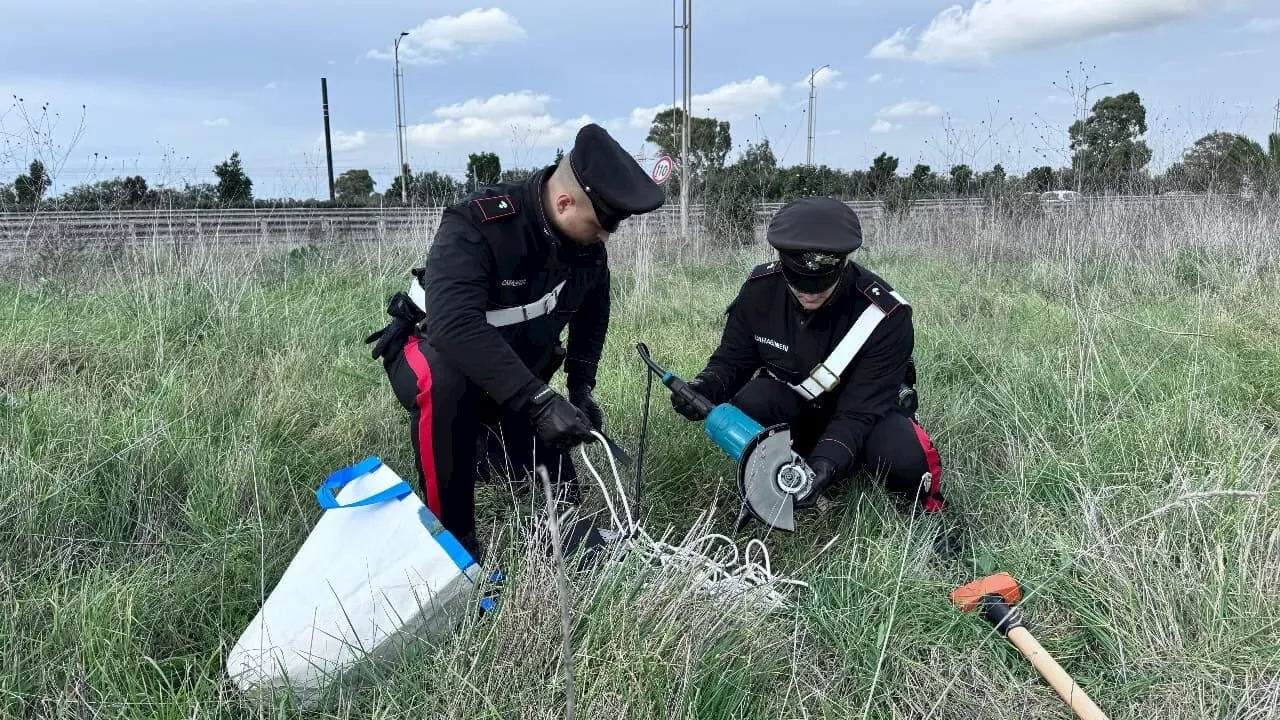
top-left (4, 88), bottom-right (1278, 218)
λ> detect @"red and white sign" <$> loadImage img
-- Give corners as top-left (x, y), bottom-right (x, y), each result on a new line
top-left (651, 155), bottom-right (674, 185)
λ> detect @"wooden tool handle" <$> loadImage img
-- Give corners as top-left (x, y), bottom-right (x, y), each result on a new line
top-left (1007, 626), bottom-right (1109, 720)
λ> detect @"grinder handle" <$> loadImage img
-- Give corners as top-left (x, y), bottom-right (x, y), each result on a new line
top-left (635, 343), bottom-right (716, 420)
top-left (1006, 626), bottom-right (1109, 720)
top-left (665, 375), bottom-right (717, 421)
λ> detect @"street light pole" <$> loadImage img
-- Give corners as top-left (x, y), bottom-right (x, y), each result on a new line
top-left (679, 0), bottom-right (691, 240)
top-left (1077, 80), bottom-right (1111, 194)
top-left (806, 64), bottom-right (828, 166)
top-left (394, 31), bottom-right (409, 204)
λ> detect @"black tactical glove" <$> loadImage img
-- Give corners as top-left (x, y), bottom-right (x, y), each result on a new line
top-left (522, 384), bottom-right (598, 451)
top-left (364, 316), bottom-right (415, 361)
top-left (670, 377), bottom-right (713, 421)
top-left (364, 292), bottom-right (423, 362)
top-left (794, 456), bottom-right (838, 509)
top-left (568, 384), bottom-right (604, 432)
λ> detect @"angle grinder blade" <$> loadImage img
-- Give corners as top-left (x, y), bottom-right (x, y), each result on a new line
top-left (737, 427), bottom-right (796, 532)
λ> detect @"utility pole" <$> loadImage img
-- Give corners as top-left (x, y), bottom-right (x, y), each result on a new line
top-left (806, 64), bottom-right (828, 166)
top-left (679, 0), bottom-right (691, 239)
top-left (394, 31), bottom-right (409, 204)
top-left (1273, 99), bottom-right (1279, 135)
top-left (321, 78), bottom-right (335, 202)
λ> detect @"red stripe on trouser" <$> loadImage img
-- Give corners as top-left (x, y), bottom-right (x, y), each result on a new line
top-left (402, 337), bottom-right (441, 518)
top-left (910, 419), bottom-right (944, 513)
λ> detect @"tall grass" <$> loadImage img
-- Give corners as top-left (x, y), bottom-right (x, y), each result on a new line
top-left (1, 197), bottom-right (1278, 718)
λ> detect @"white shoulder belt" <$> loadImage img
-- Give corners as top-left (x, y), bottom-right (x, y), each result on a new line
top-left (789, 289), bottom-right (909, 400)
top-left (408, 276), bottom-right (567, 328)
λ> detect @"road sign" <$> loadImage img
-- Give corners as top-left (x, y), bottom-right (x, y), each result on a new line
top-left (651, 155), bottom-right (674, 185)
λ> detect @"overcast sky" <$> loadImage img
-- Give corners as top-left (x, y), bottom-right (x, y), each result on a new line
top-left (2, 0), bottom-right (1277, 199)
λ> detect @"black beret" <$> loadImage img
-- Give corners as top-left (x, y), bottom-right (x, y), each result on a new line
top-left (569, 123), bottom-right (667, 231)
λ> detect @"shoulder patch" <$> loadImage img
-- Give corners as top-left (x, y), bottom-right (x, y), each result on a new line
top-left (471, 194), bottom-right (517, 222)
top-left (747, 261), bottom-right (782, 281)
top-left (862, 280), bottom-right (904, 315)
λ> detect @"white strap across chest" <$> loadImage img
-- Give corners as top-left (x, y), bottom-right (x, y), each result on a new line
top-left (408, 277), bottom-right (567, 328)
top-left (789, 289), bottom-right (909, 400)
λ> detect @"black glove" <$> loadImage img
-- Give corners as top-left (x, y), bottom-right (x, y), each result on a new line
top-left (364, 316), bottom-right (416, 361)
top-left (568, 384), bottom-right (604, 432)
top-left (364, 292), bottom-right (423, 361)
top-left (670, 377), bottom-right (713, 421)
top-left (522, 384), bottom-right (597, 451)
top-left (794, 456), bottom-right (838, 509)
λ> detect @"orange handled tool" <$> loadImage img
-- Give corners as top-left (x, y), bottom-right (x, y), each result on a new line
top-left (951, 573), bottom-right (1109, 720)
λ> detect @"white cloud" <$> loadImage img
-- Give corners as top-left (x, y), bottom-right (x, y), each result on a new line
top-left (433, 91), bottom-right (550, 121)
top-left (406, 91), bottom-right (590, 147)
top-left (870, 119), bottom-right (899, 133)
top-left (1244, 16), bottom-right (1280, 32)
top-left (312, 130), bottom-right (372, 152)
top-left (629, 104), bottom-right (669, 128)
top-left (868, 0), bottom-right (1207, 64)
top-left (624, 75), bottom-right (785, 131)
top-left (691, 76), bottom-right (786, 118)
top-left (878, 100), bottom-right (942, 118)
top-left (1220, 48), bottom-right (1263, 56)
top-left (264, 82), bottom-right (277, 90)
top-left (201, 117), bottom-right (229, 127)
top-left (868, 73), bottom-right (884, 84)
top-left (367, 8), bottom-right (527, 65)
top-left (793, 67), bottom-right (845, 89)
top-left (332, 130), bottom-right (368, 151)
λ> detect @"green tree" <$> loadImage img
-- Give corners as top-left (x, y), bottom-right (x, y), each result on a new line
top-left (14, 160), bottom-right (49, 206)
top-left (645, 107), bottom-right (732, 195)
top-left (553, 148), bottom-right (565, 166)
top-left (909, 164), bottom-right (933, 193)
top-left (213, 151), bottom-right (253, 204)
top-left (703, 140), bottom-right (774, 246)
top-left (949, 164), bottom-right (973, 195)
top-left (466, 152), bottom-right (502, 188)
top-left (1268, 133), bottom-right (1280, 194)
top-left (1026, 166), bottom-right (1055, 192)
top-left (1179, 131), bottom-right (1269, 195)
top-left (1068, 91), bottom-right (1152, 193)
top-left (867, 152), bottom-right (899, 196)
top-left (335, 169), bottom-right (376, 201)
top-left (386, 163), bottom-right (414, 203)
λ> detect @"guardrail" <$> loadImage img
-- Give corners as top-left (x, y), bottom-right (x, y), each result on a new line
top-left (0, 194), bottom-right (1221, 252)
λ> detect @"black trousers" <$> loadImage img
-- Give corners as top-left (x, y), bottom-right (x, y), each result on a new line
top-left (383, 335), bottom-right (578, 541)
top-left (731, 376), bottom-right (945, 513)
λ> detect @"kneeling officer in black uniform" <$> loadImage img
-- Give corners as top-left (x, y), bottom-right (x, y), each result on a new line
top-left (365, 123), bottom-right (666, 560)
top-left (671, 196), bottom-right (945, 515)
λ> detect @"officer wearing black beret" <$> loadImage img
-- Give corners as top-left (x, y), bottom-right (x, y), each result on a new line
top-left (671, 196), bottom-right (945, 515)
top-left (365, 123), bottom-right (666, 560)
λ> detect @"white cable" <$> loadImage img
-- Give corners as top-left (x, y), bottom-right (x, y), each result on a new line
top-left (569, 433), bottom-right (810, 613)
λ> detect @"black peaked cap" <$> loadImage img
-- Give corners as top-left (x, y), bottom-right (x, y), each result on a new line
top-left (767, 196), bottom-right (863, 256)
top-left (569, 123), bottom-right (667, 228)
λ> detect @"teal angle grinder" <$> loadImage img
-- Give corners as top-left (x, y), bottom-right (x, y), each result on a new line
top-left (635, 343), bottom-right (817, 532)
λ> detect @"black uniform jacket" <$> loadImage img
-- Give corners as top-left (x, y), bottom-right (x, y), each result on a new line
top-left (694, 259), bottom-right (914, 474)
top-left (408, 166), bottom-right (610, 408)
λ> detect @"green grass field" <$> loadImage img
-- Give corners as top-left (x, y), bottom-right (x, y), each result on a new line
top-left (2, 199), bottom-right (1278, 719)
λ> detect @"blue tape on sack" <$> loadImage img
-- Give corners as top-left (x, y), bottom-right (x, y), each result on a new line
top-left (315, 456), bottom-right (413, 510)
top-left (417, 506), bottom-right (478, 571)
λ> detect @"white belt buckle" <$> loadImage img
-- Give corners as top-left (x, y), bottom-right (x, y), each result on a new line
top-left (809, 363), bottom-right (840, 393)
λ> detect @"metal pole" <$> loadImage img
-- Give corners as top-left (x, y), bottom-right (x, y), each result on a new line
top-left (394, 32), bottom-right (409, 204)
top-left (679, 0), bottom-right (690, 239)
top-left (806, 64), bottom-right (828, 166)
top-left (321, 77), bottom-right (336, 202)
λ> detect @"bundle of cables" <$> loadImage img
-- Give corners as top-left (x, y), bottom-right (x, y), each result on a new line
top-left (544, 430), bottom-right (823, 615)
